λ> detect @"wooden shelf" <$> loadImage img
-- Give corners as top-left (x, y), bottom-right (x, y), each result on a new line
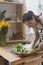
top-left (0, 1), bottom-right (23, 5)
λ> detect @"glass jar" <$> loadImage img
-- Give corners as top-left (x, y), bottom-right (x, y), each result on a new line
top-left (0, 34), bottom-right (6, 47)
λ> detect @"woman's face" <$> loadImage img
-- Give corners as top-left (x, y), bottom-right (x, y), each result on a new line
top-left (25, 17), bottom-right (37, 27)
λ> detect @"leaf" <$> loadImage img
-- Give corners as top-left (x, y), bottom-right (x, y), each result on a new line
top-left (0, 10), bottom-right (6, 20)
top-left (1, 26), bottom-right (8, 35)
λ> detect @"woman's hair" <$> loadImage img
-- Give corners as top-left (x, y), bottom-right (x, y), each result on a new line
top-left (22, 12), bottom-right (32, 23)
top-left (22, 11), bottom-right (41, 24)
top-left (22, 12), bottom-right (33, 23)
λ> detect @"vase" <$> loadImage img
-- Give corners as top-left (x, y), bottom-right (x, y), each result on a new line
top-left (0, 35), bottom-right (6, 47)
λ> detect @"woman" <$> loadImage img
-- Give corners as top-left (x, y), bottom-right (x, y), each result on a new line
top-left (22, 11), bottom-right (43, 50)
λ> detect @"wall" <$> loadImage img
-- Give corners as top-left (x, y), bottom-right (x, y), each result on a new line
top-left (24, 0), bottom-right (39, 15)
top-left (0, 4), bottom-right (16, 18)
top-left (38, 0), bottom-right (43, 27)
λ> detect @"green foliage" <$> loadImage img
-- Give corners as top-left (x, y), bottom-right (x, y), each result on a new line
top-left (12, 43), bottom-right (38, 54)
top-left (13, 43), bottom-right (23, 52)
top-left (1, 26), bottom-right (8, 35)
top-left (14, 16), bottom-right (19, 22)
top-left (0, 10), bottom-right (6, 20)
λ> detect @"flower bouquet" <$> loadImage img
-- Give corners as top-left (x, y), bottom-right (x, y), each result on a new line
top-left (0, 10), bottom-right (10, 46)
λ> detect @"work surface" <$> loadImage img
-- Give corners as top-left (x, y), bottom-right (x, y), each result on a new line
top-left (0, 43), bottom-right (43, 65)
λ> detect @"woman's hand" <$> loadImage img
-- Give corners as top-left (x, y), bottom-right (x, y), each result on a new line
top-left (37, 42), bottom-right (43, 50)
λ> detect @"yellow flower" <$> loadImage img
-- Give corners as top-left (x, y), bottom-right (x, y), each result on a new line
top-left (2, 21), bottom-right (5, 25)
top-left (0, 20), bottom-right (10, 30)
top-left (2, 20), bottom-right (10, 27)
top-left (0, 22), bottom-right (3, 29)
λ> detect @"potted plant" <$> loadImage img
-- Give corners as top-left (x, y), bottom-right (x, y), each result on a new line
top-left (0, 10), bottom-right (10, 46)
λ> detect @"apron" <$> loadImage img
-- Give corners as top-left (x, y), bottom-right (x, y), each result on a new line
top-left (24, 25), bottom-right (40, 50)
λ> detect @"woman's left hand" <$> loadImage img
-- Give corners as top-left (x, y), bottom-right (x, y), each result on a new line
top-left (37, 42), bottom-right (43, 50)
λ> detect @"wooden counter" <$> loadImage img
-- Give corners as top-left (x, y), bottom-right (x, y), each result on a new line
top-left (0, 43), bottom-right (43, 65)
